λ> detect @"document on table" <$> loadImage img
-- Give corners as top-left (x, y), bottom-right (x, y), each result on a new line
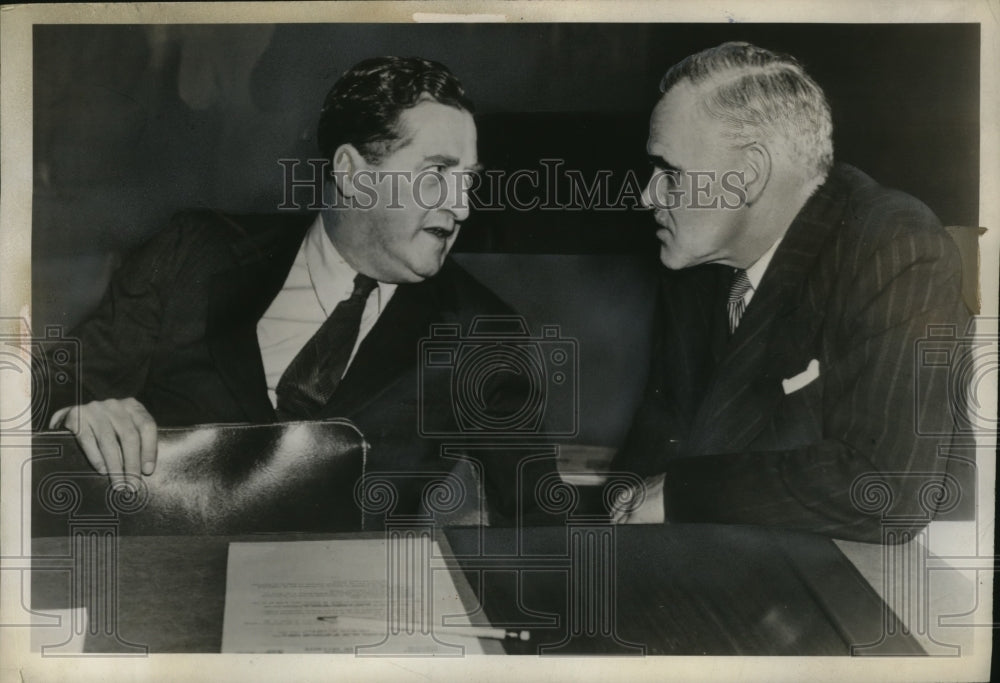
top-left (221, 538), bottom-right (487, 654)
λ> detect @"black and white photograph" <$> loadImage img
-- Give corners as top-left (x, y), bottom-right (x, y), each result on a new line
top-left (1, 2), bottom-right (996, 681)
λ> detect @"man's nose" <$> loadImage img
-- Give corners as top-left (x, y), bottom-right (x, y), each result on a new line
top-left (444, 171), bottom-right (471, 222)
top-left (640, 175), bottom-right (655, 210)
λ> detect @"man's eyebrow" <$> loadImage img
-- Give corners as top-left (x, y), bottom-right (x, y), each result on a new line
top-left (423, 154), bottom-right (461, 168)
top-left (423, 155), bottom-right (483, 174)
top-left (647, 154), bottom-right (681, 172)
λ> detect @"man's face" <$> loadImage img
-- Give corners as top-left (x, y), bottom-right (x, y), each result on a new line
top-left (349, 100), bottom-right (478, 283)
top-left (643, 81), bottom-right (750, 270)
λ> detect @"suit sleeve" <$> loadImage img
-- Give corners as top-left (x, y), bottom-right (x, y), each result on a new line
top-left (659, 225), bottom-right (969, 542)
top-left (40, 216), bottom-right (192, 426)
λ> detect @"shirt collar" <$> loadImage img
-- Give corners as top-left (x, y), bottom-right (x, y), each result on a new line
top-left (744, 233), bottom-right (784, 294)
top-left (304, 214), bottom-right (396, 315)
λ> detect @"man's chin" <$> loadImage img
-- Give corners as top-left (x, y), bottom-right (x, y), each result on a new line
top-left (407, 259), bottom-right (447, 282)
top-left (658, 245), bottom-right (689, 271)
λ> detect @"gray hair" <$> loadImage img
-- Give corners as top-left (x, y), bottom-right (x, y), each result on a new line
top-left (660, 42), bottom-right (833, 182)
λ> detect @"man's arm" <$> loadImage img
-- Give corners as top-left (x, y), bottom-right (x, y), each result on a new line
top-left (42, 216), bottom-right (196, 482)
top-left (658, 226), bottom-right (969, 541)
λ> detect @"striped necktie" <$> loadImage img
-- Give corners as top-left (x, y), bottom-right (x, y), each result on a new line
top-left (727, 268), bottom-right (752, 334)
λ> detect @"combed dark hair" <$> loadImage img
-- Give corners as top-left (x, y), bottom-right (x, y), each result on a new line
top-left (660, 42), bottom-right (833, 181)
top-left (317, 56), bottom-right (473, 165)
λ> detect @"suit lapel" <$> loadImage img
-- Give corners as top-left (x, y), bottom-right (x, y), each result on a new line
top-left (658, 264), bottom-right (731, 429)
top-left (322, 278), bottom-right (446, 418)
top-left (206, 215), bottom-right (310, 422)
top-left (686, 173), bottom-right (848, 455)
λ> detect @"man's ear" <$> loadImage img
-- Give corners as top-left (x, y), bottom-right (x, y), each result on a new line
top-left (330, 143), bottom-right (368, 199)
top-left (741, 142), bottom-right (771, 207)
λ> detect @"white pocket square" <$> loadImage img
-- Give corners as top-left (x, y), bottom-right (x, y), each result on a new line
top-left (782, 359), bottom-right (820, 395)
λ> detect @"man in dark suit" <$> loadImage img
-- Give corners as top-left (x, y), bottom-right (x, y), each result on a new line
top-left (611, 42), bottom-right (970, 541)
top-left (46, 56), bottom-right (545, 525)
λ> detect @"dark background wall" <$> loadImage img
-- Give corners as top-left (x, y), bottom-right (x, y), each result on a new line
top-left (32, 23), bottom-right (981, 447)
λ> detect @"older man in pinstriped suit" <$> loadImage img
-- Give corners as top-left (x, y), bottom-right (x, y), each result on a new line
top-left (611, 42), bottom-right (970, 541)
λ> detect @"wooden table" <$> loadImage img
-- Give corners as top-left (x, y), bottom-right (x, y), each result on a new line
top-left (30, 523), bottom-right (925, 655)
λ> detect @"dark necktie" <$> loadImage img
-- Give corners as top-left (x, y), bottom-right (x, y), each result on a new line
top-left (727, 268), bottom-right (752, 334)
top-left (275, 273), bottom-right (378, 419)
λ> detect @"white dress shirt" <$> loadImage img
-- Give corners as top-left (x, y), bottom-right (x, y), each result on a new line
top-left (740, 234), bottom-right (783, 308)
top-left (256, 215), bottom-right (396, 408)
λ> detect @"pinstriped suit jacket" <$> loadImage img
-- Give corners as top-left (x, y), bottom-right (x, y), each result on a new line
top-left (613, 163), bottom-right (970, 542)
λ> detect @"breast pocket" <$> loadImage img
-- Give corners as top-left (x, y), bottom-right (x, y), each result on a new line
top-left (754, 374), bottom-right (825, 451)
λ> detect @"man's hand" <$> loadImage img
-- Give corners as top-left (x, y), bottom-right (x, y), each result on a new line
top-left (49, 398), bottom-right (158, 485)
top-left (611, 473), bottom-right (666, 524)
